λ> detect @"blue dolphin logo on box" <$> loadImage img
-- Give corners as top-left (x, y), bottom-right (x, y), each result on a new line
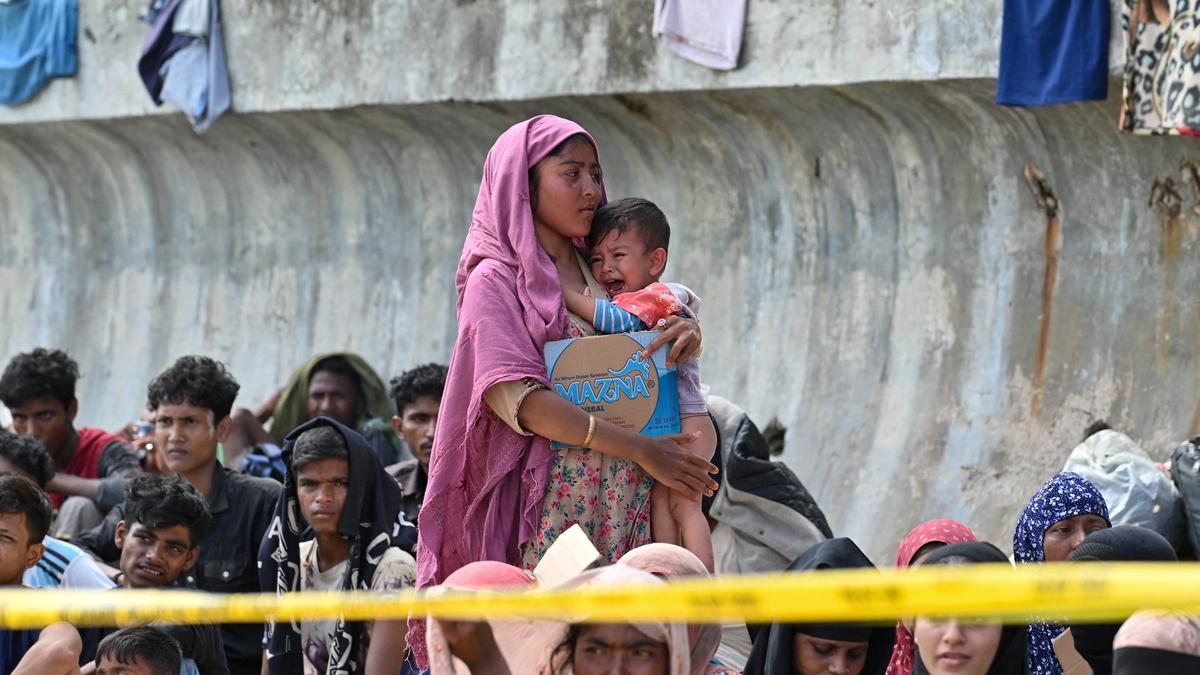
top-left (607, 352), bottom-right (651, 380)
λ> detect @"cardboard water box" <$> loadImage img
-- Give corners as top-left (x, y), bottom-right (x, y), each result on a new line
top-left (543, 331), bottom-right (680, 449)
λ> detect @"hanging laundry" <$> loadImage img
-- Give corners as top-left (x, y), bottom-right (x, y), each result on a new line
top-left (652, 0), bottom-right (746, 71)
top-left (138, 0), bottom-right (229, 133)
top-left (1120, 0), bottom-right (1200, 135)
top-left (996, 0), bottom-right (1110, 106)
top-left (172, 0), bottom-right (208, 38)
top-left (139, 0), bottom-right (168, 25)
top-left (0, 0), bottom-right (78, 106)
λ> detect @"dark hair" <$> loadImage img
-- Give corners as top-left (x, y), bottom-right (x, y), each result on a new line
top-left (586, 197), bottom-right (670, 253)
top-left (0, 430), bottom-right (54, 487)
top-left (124, 473), bottom-right (213, 546)
top-left (910, 541), bottom-right (947, 566)
top-left (528, 133), bottom-right (591, 206)
top-left (389, 363), bottom-right (448, 416)
top-left (147, 355), bottom-right (240, 423)
top-left (291, 425), bottom-right (348, 472)
top-left (1082, 420), bottom-right (1112, 442)
top-left (0, 348), bottom-right (79, 409)
top-left (310, 355), bottom-right (364, 401)
top-left (96, 626), bottom-right (182, 675)
top-left (0, 473), bottom-right (52, 544)
top-left (550, 624), bottom-right (584, 675)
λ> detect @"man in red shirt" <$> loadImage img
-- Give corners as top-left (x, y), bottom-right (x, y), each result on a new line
top-left (0, 349), bottom-right (138, 538)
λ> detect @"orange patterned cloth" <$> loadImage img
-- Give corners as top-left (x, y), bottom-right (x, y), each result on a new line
top-left (612, 282), bottom-right (684, 327)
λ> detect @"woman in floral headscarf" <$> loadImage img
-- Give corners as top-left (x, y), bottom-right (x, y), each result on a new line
top-left (1013, 472), bottom-right (1110, 675)
top-left (885, 519), bottom-right (978, 675)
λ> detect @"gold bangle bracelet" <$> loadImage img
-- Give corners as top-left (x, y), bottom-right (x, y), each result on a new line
top-left (582, 414), bottom-right (597, 448)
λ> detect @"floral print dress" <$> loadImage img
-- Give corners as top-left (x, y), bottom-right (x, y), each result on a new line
top-left (519, 254), bottom-right (656, 569)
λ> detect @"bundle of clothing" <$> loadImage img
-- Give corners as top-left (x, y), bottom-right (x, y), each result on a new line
top-left (137, 0), bottom-right (229, 133)
top-left (704, 395), bottom-right (833, 578)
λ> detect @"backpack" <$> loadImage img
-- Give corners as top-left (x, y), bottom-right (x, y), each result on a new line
top-left (1171, 436), bottom-right (1200, 557)
top-left (240, 443), bottom-right (287, 483)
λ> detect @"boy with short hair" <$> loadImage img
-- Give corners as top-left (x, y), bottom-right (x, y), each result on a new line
top-left (260, 419), bottom-right (417, 674)
top-left (0, 348), bottom-right (139, 536)
top-left (562, 197), bottom-right (718, 571)
top-left (76, 355), bottom-right (280, 674)
top-left (107, 473), bottom-right (228, 674)
top-left (95, 626), bottom-right (183, 675)
top-left (0, 429), bottom-right (115, 589)
top-left (0, 473), bottom-right (84, 674)
top-left (385, 363), bottom-right (448, 530)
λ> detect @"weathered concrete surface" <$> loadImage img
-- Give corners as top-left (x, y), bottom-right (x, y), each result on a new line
top-left (3, 81), bottom-right (1198, 560)
top-left (0, 0), bottom-right (1036, 125)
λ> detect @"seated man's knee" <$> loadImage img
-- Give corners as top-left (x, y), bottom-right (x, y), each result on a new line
top-left (55, 496), bottom-right (104, 538)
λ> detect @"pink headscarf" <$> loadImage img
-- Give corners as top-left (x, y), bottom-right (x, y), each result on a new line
top-left (426, 561), bottom-right (541, 675)
top-left (618, 544), bottom-right (725, 675)
top-left (413, 115), bottom-right (603, 665)
top-left (539, 566), bottom-right (691, 675)
top-left (885, 519), bottom-right (978, 675)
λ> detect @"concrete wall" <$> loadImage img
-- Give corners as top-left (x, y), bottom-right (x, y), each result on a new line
top-left (5, 77), bottom-right (1199, 560)
top-left (3, 0), bottom-right (1120, 125)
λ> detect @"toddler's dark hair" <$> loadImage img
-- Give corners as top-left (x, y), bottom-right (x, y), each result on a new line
top-left (586, 197), bottom-right (671, 253)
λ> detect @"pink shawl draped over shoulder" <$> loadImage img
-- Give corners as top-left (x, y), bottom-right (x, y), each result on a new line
top-left (417, 115), bottom-right (603, 591)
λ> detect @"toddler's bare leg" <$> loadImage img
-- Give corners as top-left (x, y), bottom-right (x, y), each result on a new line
top-left (652, 481), bottom-right (680, 545)
top-left (671, 414), bottom-right (718, 571)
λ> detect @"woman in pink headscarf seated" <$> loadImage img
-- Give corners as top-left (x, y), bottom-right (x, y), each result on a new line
top-left (885, 519), bottom-right (977, 675)
top-left (619, 544), bottom-right (741, 674)
top-left (431, 565), bottom-right (691, 675)
top-left (543, 567), bottom-right (691, 675)
top-left (413, 116), bottom-right (719, 663)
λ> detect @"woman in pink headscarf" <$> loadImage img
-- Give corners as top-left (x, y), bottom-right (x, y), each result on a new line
top-left (413, 116), bottom-right (719, 662)
top-left (619, 544), bottom-right (739, 675)
top-left (885, 519), bottom-right (978, 675)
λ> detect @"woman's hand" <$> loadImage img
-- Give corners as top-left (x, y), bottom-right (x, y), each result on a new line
top-left (514, 390), bottom-right (718, 499)
top-left (644, 315), bottom-right (702, 368)
top-left (634, 432), bottom-right (719, 500)
top-left (439, 620), bottom-right (510, 675)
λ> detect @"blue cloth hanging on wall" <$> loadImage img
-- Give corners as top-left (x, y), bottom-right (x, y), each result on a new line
top-left (997, 0), bottom-right (1111, 106)
top-left (0, 0), bottom-right (78, 106)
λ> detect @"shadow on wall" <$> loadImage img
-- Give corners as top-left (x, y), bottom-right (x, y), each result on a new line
top-left (2, 79), bottom-right (1198, 560)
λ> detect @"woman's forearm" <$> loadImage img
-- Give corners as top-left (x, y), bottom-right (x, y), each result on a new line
top-left (516, 389), bottom-right (643, 462)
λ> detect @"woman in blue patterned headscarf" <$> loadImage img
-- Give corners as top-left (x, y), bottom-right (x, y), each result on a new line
top-left (1013, 471), bottom-right (1110, 675)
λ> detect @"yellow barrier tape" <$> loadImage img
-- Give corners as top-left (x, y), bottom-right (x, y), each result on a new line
top-left (2, 562), bottom-right (1199, 630)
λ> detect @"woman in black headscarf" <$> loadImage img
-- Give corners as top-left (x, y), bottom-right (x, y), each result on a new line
top-left (745, 538), bottom-right (894, 675)
top-left (911, 542), bottom-right (1027, 675)
top-left (1065, 526), bottom-right (1178, 675)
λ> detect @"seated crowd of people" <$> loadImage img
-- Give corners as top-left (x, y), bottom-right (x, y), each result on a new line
top-left (0, 348), bottom-right (444, 674)
top-left (3, 117), bottom-right (1198, 675)
top-left (0, 346), bottom-right (1196, 675)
